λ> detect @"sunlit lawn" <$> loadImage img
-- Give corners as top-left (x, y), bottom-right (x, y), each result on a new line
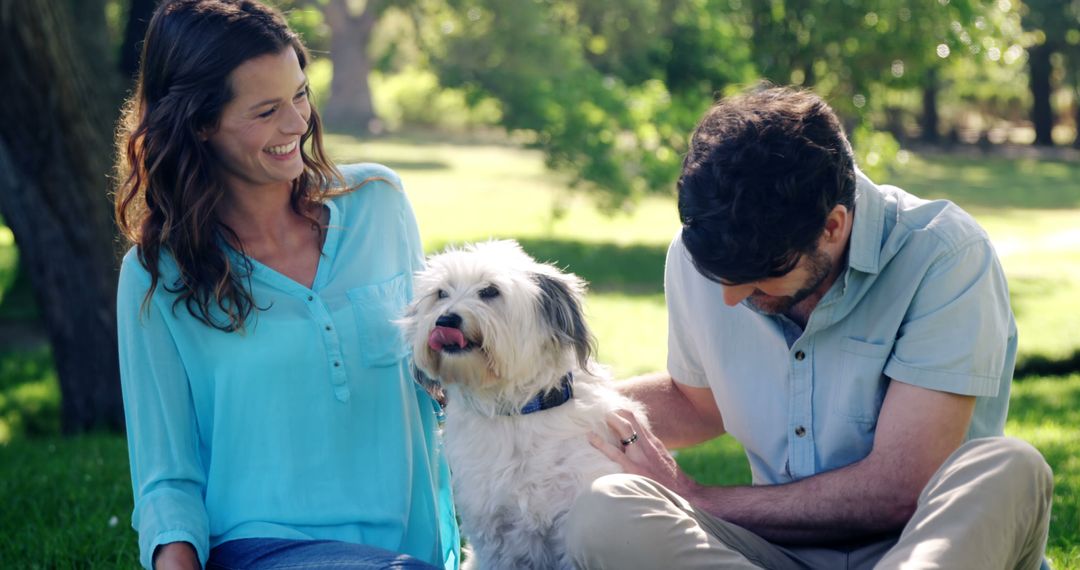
top-left (891, 154), bottom-right (1080, 365)
top-left (0, 134), bottom-right (1078, 567)
top-left (328, 134), bottom-right (1080, 375)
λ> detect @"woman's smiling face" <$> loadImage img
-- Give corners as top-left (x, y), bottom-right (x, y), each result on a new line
top-left (205, 47), bottom-right (310, 196)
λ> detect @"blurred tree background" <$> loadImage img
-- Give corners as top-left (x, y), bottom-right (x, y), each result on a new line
top-left (287, 0), bottom-right (1077, 200)
top-left (3, 0), bottom-right (1080, 435)
top-left (3, 0), bottom-right (1080, 566)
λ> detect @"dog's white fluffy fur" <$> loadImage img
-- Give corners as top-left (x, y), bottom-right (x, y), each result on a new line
top-left (399, 240), bottom-right (647, 570)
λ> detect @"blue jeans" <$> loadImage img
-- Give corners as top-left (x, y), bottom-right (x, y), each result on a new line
top-left (207, 538), bottom-right (441, 570)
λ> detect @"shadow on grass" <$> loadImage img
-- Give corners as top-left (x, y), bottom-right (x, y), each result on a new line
top-left (517, 238), bottom-right (666, 294)
top-left (427, 237), bottom-right (668, 296)
top-left (1007, 275), bottom-right (1080, 377)
top-left (0, 347), bottom-right (59, 442)
top-left (364, 159), bottom-right (450, 172)
top-left (326, 128), bottom-right (521, 149)
top-left (1016, 350), bottom-right (1080, 378)
top-left (0, 267), bottom-right (39, 322)
top-left (324, 134), bottom-right (453, 172)
top-left (325, 130), bottom-right (529, 171)
top-left (892, 155), bottom-right (1080, 210)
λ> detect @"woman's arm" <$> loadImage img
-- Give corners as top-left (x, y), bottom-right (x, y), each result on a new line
top-left (117, 252), bottom-right (211, 569)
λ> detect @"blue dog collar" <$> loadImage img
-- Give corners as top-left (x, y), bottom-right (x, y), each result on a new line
top-left (514, 372), bottom-right (574, 415)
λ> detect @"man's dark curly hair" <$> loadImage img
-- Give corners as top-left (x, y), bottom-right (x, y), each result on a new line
top-left (678, 87), bottom-right (857, 285)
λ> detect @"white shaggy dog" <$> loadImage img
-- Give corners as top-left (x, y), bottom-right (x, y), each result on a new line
top-left (399, 240), bottom-right (647, 570)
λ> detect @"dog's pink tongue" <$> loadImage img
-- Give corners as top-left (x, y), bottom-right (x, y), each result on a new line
top-left (428, 326), bottom-right (466, 350)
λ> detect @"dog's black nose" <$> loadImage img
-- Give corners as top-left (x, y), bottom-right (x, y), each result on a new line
top-left (435, 313), bottom-right (462, 329)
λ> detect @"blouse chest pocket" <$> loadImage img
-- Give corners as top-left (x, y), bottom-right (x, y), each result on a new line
top-left (834, 337), bottom-right (892, 424)
top-left (347, 273), bottom-right (410, 368)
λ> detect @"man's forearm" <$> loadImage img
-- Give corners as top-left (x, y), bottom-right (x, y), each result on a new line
top-left (601, 378), bottom-right (974, 547)
top-left (686, 453), bottom-right (915, 544)
top-left (617, 372), bottom-right (724, 448)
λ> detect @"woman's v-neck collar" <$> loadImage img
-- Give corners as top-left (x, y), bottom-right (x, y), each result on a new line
top-left (223, 200), bottom-right (341, 296)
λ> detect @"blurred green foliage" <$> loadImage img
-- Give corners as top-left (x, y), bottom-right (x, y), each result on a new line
top-left (0, 225), bottom-right (16, 310)
top-left (100, 1), bottom-right (1076, 207)
top-left (415, 0), bottom-right (750, 208)
top-left (398, 0), bottom-right (1036, 206)
top-left (0, 349), bottom-right (58, 444)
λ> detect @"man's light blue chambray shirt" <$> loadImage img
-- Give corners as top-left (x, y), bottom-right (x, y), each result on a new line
top-left (118, 164), bottom-right (459, 569)
top-left (666, 172), bottom-right (1016, 485)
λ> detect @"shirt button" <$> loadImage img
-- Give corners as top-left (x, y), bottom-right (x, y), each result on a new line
top-left (325, 325), bottom-right (333, 331)
top-left (307, 295), bottom-right (314, 301)
top-left (333, 361), bottom-right (341, 367)
top-left (794, 350), bottom-right (805, 361)
top-left (795, 426), bottom-right (807, 437)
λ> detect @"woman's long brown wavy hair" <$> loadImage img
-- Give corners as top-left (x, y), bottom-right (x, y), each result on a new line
top-left (114, 0), bottom-right (344, 332)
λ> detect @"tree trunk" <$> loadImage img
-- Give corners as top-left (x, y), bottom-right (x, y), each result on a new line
top-left (323, 0), bottom-right (380, 133)
top-left (1074, 90), bottom-right (1080, 149)
top-left (0, 0), bottom-right (124, 433)
top-left (66, 0), bottom-right (115, 84)
top-left (802, 62), bottom-right (816, 88)
top-left (1028, 41), bottom-right (1055, 146)
top-left (1070, 53), bottom-right (1080, 149)
top-left (921, 67), bottom-right (940, 143)
top-left (121, 0), bottom-right (160, 78)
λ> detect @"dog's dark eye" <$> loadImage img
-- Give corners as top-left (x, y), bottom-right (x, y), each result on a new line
top-left (437, 289), bottom-right (449, 299)
top-left (478, 285), bottom-right (500, 300)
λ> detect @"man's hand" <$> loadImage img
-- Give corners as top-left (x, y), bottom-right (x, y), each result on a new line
top-left (153, 541), bottom-right (199, 570)
top-left (591, 380), bottom-right (976, 545)
top-left (589, 409), bottom-right (703, 501)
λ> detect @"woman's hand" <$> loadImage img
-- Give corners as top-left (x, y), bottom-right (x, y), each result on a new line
top-left (589, 409), bottom-right (704, 501)
top-left (153, 542), bottom-right (200, 570)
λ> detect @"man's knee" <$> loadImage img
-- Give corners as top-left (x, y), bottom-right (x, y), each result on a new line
top-left (953, 437), bottom-right (1053, 499)
top-left (564, 474), bottom-right (659, 560)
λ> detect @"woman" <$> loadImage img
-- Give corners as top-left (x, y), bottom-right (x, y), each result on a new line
top-left (113, 1), bottom-right (458, 568)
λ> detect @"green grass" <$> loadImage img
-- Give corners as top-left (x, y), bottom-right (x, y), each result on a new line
top-left (890, 154), bottom-right (1080, 210)
top-left (0, 433), bottom-right (138, 568)
top-left (1, 374), bottom-right (1074, 568)
top-left (1005, 374), bottom-right (1080, 570)
top-left (0, 348), bottom-right (59, 442)
top-left (1, 135), bottom-right (1079, 567)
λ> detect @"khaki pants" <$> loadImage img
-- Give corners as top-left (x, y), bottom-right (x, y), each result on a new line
top-left (565, 437), bottom-right (1053, 570)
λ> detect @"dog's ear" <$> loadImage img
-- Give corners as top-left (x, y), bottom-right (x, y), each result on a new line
top-left (532, 270), bottom-right (595, 370)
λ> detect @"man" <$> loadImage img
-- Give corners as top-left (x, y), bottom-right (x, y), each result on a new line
top-left (566, 87), bottom-right (1053, 569)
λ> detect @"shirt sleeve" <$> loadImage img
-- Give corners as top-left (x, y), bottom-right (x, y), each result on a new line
top-left (116, 252), bottom-right (210, 569)
top-left (664, 234), bottom-right (710, 388)
top-left (884, 237), bottom-right (1015, 396)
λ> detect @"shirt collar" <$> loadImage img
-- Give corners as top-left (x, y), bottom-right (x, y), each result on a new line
top-left (847, 169), bottom-right (887, 275)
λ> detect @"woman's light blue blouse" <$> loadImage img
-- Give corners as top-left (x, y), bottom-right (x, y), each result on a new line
top-left (117, 164), bottom-right (459, 569)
